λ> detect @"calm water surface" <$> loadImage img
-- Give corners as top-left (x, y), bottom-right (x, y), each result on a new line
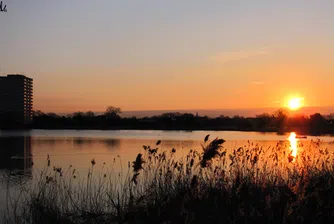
top-left (1, 129), bottom-right (334, 212)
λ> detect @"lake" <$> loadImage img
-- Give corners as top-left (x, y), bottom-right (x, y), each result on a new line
top-left (1, 129), bottom-right (334, 214)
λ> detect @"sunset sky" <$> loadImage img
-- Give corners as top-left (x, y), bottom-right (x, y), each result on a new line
top-left (1, 0), bottom-right (334, 113)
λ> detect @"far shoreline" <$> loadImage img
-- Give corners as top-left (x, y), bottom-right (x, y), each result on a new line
top-left (0, 127), bottom-right (333, 137)
top-left (1, 110), bottom-right (334, 136)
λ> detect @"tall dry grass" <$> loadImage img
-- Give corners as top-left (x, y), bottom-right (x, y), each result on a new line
top-left (3, 136), bottom-right (334, 223)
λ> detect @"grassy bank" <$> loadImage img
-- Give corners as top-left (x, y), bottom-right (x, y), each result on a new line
top-left (3, 136), bottom-right (334, 223)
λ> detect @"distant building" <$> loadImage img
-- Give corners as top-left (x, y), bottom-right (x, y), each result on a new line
top-left (0, 74), bottom-right (33, 125)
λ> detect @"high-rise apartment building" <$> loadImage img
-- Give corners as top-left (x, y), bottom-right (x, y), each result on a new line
top-left (0, 74), bottom-right (33, 125)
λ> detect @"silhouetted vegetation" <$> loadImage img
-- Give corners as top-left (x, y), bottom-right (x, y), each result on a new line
top-left (3, 136), bottom-right (334, 223)
top-left (22, 107), bottom-right (334, 135)
top-left (1, 106), bottom-right (334, 135)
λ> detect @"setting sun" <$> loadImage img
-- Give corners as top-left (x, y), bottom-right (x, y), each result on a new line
top-left (288, 98), bottom-right (303, 110)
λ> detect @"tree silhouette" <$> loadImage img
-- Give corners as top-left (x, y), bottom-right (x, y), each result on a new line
top-left (85, 111), bottom-right (95, 117)
top-left (255, 113), bottom-right (272, 129)
top-left (273, 109), bottom-right (289, 134)
top-left (309, 113), bottom-right (328, 135)
top-left (23, 107), bottom-right (334, 134)
top-left (33, 110), bottom-right (44, 117)
top-left (104, 106), bottom-right (122, 119)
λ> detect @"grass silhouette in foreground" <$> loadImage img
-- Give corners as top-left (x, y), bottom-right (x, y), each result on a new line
top-left (3, 135), bottom-right (334, 223)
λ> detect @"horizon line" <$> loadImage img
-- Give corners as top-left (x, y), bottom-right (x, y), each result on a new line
top-left (38, 106), bottom-right (334, 117)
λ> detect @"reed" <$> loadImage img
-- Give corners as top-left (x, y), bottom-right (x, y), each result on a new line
top-left (3, 136), bottom-right (334, 223)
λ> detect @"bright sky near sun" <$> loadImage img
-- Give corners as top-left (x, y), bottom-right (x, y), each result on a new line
top-left (1, 0), bottom-right (334, 113)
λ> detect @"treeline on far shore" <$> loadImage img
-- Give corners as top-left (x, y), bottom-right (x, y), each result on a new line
top-left (1, 106), bottom-right (334, 135)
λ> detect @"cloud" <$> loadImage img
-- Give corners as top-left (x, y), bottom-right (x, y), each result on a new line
top-left (211, 48), bottom-right (269, 63)
top-left (249, 81), bottom-right (264, 85)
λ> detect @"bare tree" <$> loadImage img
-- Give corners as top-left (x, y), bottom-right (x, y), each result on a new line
top-left (272, 109), bottom-right (289, 133)
top-left (104, 106), bottom-right (122, 119)
top-left (33, 110), bottom-right (45, 117)
top-left (85, 111), bottom-right (95, 117)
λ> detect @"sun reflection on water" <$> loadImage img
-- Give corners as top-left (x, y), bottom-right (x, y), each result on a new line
top-left (288, 132), bottom-right (298, 160)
